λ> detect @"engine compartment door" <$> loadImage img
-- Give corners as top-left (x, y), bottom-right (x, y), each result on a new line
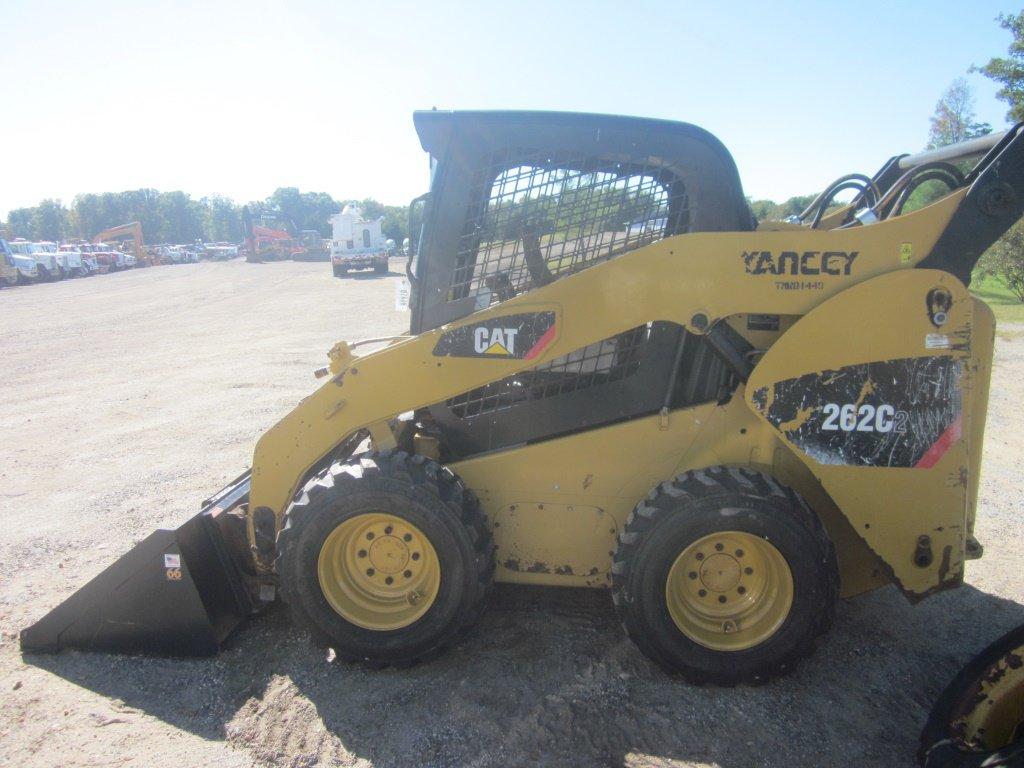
top-left (745, 268), bottom-right (992, 597)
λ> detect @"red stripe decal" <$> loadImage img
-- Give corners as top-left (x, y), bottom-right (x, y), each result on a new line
top-left (524, 324), bottom-right (557, 360)
top-left (914, 415), bottom-right (962, 469)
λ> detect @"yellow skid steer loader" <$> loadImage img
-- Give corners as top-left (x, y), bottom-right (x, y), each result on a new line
top-left (20, 112), bottom-right (1024, 686)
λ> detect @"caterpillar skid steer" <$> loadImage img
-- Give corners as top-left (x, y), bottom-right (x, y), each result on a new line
top-left (20, 112), bottom-right (1024, 685)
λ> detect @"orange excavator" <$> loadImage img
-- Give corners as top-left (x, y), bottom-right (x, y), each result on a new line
top-left (242, 206), bottom-right (302, 262)
top-left (92, 222), bottom-right (148, 266)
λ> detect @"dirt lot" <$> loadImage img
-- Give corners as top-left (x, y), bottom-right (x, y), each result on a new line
top-left (1, 260), bottom-right (1022, 768)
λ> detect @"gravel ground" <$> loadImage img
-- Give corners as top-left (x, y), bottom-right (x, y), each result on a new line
top-left (0, 260), bottom-right (1021, 768)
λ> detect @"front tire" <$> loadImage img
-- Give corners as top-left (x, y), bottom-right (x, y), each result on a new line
top-left (277, 451), bottom-right (495, 666)
top-left (612, 466), bottom-right (837, 685)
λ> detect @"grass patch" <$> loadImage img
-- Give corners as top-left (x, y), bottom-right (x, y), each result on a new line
top-left (970, 275), bottom-right (1024, 325)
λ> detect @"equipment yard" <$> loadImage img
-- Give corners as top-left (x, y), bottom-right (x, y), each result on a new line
top-left (0, 260), bottom-right (1020, 767)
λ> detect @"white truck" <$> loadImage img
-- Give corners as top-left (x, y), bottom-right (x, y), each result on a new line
top-left (329, 204), bottom-right (389, 277)
top-left (10, 240), bottom-right (62, 281)
top-left (56, 244), bottom-right (88, 277)
top-left (1, 238), bottom-right (38, 285)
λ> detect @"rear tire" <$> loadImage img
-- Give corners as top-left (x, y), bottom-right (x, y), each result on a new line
top-left (612, 466), bottom-right (837, 685)
top-left (374, 260), bottom-right (387, 275)
top-left (332, 264), bottom-right (347, 278)
top-left (277, 451), bottom-right (495, 666)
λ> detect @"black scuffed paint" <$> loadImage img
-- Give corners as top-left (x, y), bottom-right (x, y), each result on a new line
top-left (751, 386), bottom-right (768, 412)
top-left (755, 356), bottom-right (962, 468)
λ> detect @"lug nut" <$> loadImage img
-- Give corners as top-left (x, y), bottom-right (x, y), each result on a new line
top-left (698, 589), bottom-right (707, 597)
top-left (688, 571), bottom-right (698, 580)
top-left (385, 576), bottom-right (394, 585)
top-left (737, 586), bottom-right (747, 595)
top-left (366, 532), bottom-right (375, 540)
top-left (695, 552), bottom-right (704, 561)
top-left (412, 552), bottom-right (420, 561)
top-left (403, 533), bottom-right (412, 542)
top-left (366, 568), bottom-right (375, 576)
top-left (718, 595), bottom-right (727, 604)
top-left (735, 549), bottom-right (744, 557)
top-left (385, 526), bottom-right (393, 535)
top-left (744, 567), bottom-right (753, 575)
top-left (715, 543), bottom-right (724, 552)
top-left (358, 549), bottom-right (367, 558)
top-left (404, 570), bottom-right (412, 578)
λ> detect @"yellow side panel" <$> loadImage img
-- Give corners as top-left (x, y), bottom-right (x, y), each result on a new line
top-left (746, 269), bottom-right (983, 597)
top-left (450, 404), bottom-right (720, 587)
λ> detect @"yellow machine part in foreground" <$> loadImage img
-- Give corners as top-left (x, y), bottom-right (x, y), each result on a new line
top-left (245, 188), bottom-right (991, 601)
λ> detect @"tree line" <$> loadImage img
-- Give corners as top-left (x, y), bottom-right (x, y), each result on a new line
top-left (3, 188), bottom-right (411, 246)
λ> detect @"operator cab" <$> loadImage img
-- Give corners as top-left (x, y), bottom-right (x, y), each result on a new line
top-left (406, 111), bottom-right (755, 459)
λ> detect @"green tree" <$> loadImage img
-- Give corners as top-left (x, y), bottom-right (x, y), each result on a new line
top-left (7, 208), bottom-right (34, 238)
top-left (747, 194), bottom-right (816, 222)
top-left (977, 226), bottom-right (1024, 301)
top-left (926, 78), bottom-right (991, 149)
top-left (973, 11), bottom-right (1024, 122)
top-left (203, 195), bottom-right (242, 241)
top-left (268, 188), bottom-right (341, 236)
top-left (30, 199), bottom-right (69, 241)
top-left (972, 13), bottom-right (1024, 303)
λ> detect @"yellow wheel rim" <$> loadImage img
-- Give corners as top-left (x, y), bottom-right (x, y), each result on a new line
top-left (317, 513), bottom-right (440, 631)
top-left (665, 531), bottom-right (794, 652)
top-left (957, 651), bottom-right (1024, 750)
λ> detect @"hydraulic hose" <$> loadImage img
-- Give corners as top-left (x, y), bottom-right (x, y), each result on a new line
top-left (799, 174), bottom-right (881, 228)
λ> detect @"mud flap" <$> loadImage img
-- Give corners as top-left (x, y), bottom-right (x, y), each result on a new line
top-left (20, 505), bottom-right (253, 656)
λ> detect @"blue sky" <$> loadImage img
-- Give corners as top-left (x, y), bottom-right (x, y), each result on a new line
top-left (1, 0), bottom-right (1017, 218)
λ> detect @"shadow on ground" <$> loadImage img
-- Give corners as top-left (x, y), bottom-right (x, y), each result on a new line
top-left (339, 269), bottom-right (405, 280)
top-left (25, 582), bottom-right (1024, 767)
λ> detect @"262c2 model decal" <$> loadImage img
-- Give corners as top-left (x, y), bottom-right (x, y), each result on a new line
top-left (820, 403), bottom-right (909, 434)
top-left (751, 356), bottom-right (962, 468)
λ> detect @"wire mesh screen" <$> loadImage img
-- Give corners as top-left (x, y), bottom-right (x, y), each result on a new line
top-left (449, 149), bottom-right (690, 305)
top-left (447, 325), bottom-right (650, 419)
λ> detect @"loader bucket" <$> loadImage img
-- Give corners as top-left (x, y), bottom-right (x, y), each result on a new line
top-left (20, 504), bottom-right (253, 656)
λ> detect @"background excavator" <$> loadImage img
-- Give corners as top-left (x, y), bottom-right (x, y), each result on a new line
top-left (242, 206), bottom-right (303, 262)
top-left (21, 111), bottom-right (1024, 764)
top-left (92, 221), bottom-right (148, 266)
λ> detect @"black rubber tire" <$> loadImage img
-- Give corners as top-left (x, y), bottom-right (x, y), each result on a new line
top-left (332, 264), bottom-right (347, 278)
top-left (276, 450), bottom-right (495, 666)
top-left (919, 624), bottom-right (1024, 767)
top-left (611, 466), bottom-right (838, 685)
top-left (373, 260), bottom-right (387, 274)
